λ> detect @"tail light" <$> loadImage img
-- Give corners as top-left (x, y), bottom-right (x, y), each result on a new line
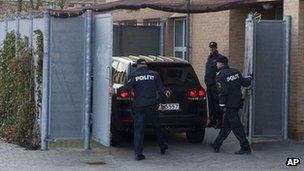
top-left (198, 89), bottom-right (206, 97)
top-left (188, 89), bottom-right (206, 100)
top-left (119, 91), bottom-right (134, 99)
top-left (189, 89), bottom-right (198, 98)
top-left (120, 91), bottom-right (130, 98)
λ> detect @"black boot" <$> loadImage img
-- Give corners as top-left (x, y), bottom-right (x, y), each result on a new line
top-left (209, 143), bottom-right (220, 153)
top-left (215, 122), bottom-right (222, 129)
top-left (235, 147), bottom-right (252, 155)
top-left (135, 154), bottom-right (146, 160)
top-left (160, 144), bottom-right (168, 155)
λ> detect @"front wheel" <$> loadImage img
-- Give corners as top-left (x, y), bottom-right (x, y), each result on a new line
top-left (186, 127), bottom-right (205, 143)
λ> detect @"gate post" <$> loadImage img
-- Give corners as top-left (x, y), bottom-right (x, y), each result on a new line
top-left (83, 10), bottom-right (93, 150)
top-left (29, 11), bottom-right (34, 52)
top-left (244, 13), bottom-right (255, 144)
top-left (41, 10), bottom-right (51, 151)
top-left (15, 11), bottom-right (20, 58)
top-left (159, 21), bottom-right (165, 56)
top-left (4, 13), bottom-right (8, 33)
top-left (283, 16), bottom-right (291, 140)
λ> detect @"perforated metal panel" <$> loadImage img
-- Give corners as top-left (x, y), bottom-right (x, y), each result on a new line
top-left (0, 18), bottom-right (44, 44)
top-left (253, 21), bottom-right (285, 137)
top-left (92, 14), bottom-right (113, 147)
top-left (0, 21), bottom-right (6, 44)
top-left (244, 17), bottom-right (290, 140)
top-left (48, 16), bottom-right (85, 139)
top-left (19, 19), bottom-right (30, 37)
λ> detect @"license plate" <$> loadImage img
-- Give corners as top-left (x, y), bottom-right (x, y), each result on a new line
top-left (159, 103), bottom-right (180, 111)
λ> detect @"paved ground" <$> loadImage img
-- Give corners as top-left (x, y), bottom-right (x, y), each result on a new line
top-left (0, 128), bottom-right (303, 171)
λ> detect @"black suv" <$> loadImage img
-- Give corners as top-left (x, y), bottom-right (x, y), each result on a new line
top-left (111, 55), bottom-right (207, 145)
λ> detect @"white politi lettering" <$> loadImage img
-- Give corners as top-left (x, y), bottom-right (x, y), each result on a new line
top-left (135, 75), bottom-right (155, 82)
top-left (226, 74), bottom-right (239, 82)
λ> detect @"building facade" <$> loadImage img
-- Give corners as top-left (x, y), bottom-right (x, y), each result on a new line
top-left (107, 0), bottom-right (304, 141)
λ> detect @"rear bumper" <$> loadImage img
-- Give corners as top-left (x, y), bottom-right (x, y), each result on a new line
top-left (159, 115), bottom-right (206, 126)
top-left (117, 115), bottom-right (207, 132)
top-left (112, 99), bottom-right (207, 133)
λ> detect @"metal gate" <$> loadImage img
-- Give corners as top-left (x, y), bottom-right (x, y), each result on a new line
top-left (92, 14), bottom-right (113, 147)
top-left (244, 14), bottom-right (290, 142)
top-left (48, 15), bottom-right (86, 139)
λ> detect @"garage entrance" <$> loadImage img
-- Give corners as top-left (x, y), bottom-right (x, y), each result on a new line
top-left (244, 14), bottom-right (290, 142)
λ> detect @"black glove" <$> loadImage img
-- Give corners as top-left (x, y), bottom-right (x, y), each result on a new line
top-left (249, 73), bottom-right (254, 80)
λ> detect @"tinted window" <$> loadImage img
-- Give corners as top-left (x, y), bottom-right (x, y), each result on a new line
top-left (148, 65), bottom-right (199, 86)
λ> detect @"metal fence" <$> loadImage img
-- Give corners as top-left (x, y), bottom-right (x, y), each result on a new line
top-left (0, 11), bottom-right (114, 150)
top-left (244, 14), bottom-right (290, 142)
top-left (0, 12), bottom-right (44, 49)
top-left (0, 9), bottom-right (169, 150)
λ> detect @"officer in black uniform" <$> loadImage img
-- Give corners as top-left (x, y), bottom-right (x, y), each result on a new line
top-left (115, 59), bottom-right (168, 160)
top-left (205, 41), bottom-right (223, 128)
top-left (210, 56), bottom-right (253, 155)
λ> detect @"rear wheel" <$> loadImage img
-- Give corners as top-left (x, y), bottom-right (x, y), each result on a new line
top-left (186, 127), bottom-right (205, 143)
top-left (111, 97), bottom-right (122, 146)
top-left (111, 128), bottom-right (123, 146)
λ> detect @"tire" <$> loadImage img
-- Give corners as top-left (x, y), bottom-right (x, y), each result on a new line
top-left (186, 127), bottom-right (205, 143)
top-left (111, 97), bottom-right (122, 146)
top-left (111, 128), bottom-right (123, 146)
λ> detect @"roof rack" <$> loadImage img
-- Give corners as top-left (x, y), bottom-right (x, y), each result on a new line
top-left (138, 55), bottom-right (157, 62)
top-left (114, 55), bottom-right (189, 64)
top-left (128, 55), bottom-right (141, 61)
top-left (158, 56), bottom-right (188, 63)
top-left (153, 55), bottom-right (175, 62)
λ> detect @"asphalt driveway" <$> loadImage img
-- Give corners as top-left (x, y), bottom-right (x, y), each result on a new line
top-left (0, 128), bottom-right (303, 171)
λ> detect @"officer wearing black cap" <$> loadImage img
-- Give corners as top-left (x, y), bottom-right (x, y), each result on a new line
top-left (205, 41), bottom-right (223, 129)
top-left (210, 56), bottom-right (253, 155)
top-left (114, 59), bottom-right (168, 160)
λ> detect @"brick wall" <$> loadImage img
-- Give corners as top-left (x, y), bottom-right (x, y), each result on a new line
top-left (190, 11), bottom-right (230, 86)
top-left (284, 0), bottom-right (304, 140)
top-left (108, 1), bottom-right (304, 140)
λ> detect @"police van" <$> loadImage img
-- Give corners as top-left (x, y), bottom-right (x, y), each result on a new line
top-left (111, 55), bottom-right (207, 145)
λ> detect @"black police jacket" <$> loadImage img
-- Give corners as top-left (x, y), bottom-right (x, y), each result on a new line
top-left (204, 50), bottom-right (222, 87)
top-left (117, 66), bottom-right (166, 108)
top-left (216, 66), bottom-right (252, 109)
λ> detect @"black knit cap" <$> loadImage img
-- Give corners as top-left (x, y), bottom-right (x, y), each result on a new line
top-left (136, 59), bottom-right (147, 65)
top-left (217, 56), bottom-right (229, 64)
top-left (209, 41), bottom-right (218, 48)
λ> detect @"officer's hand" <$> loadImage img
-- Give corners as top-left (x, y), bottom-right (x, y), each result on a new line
top-left (249, 73), bottom-right (254, 80)
top-left (109, 87), bottom-right (115, 95)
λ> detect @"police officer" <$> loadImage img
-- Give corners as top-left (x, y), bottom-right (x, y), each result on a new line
top-left (205, 41), bottom-right (223, 128)
top-left (210, 56), bottom-right (253, 155)
top-left (114, 59), bottom-right (168, 160)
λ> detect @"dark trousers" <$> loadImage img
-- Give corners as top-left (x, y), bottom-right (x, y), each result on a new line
top-left (133, 105), bottom-right (165, 155)
top-left (207, 85), bottom-right (222, 124)
top-left (213, 108), bottom-right (250, 150)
